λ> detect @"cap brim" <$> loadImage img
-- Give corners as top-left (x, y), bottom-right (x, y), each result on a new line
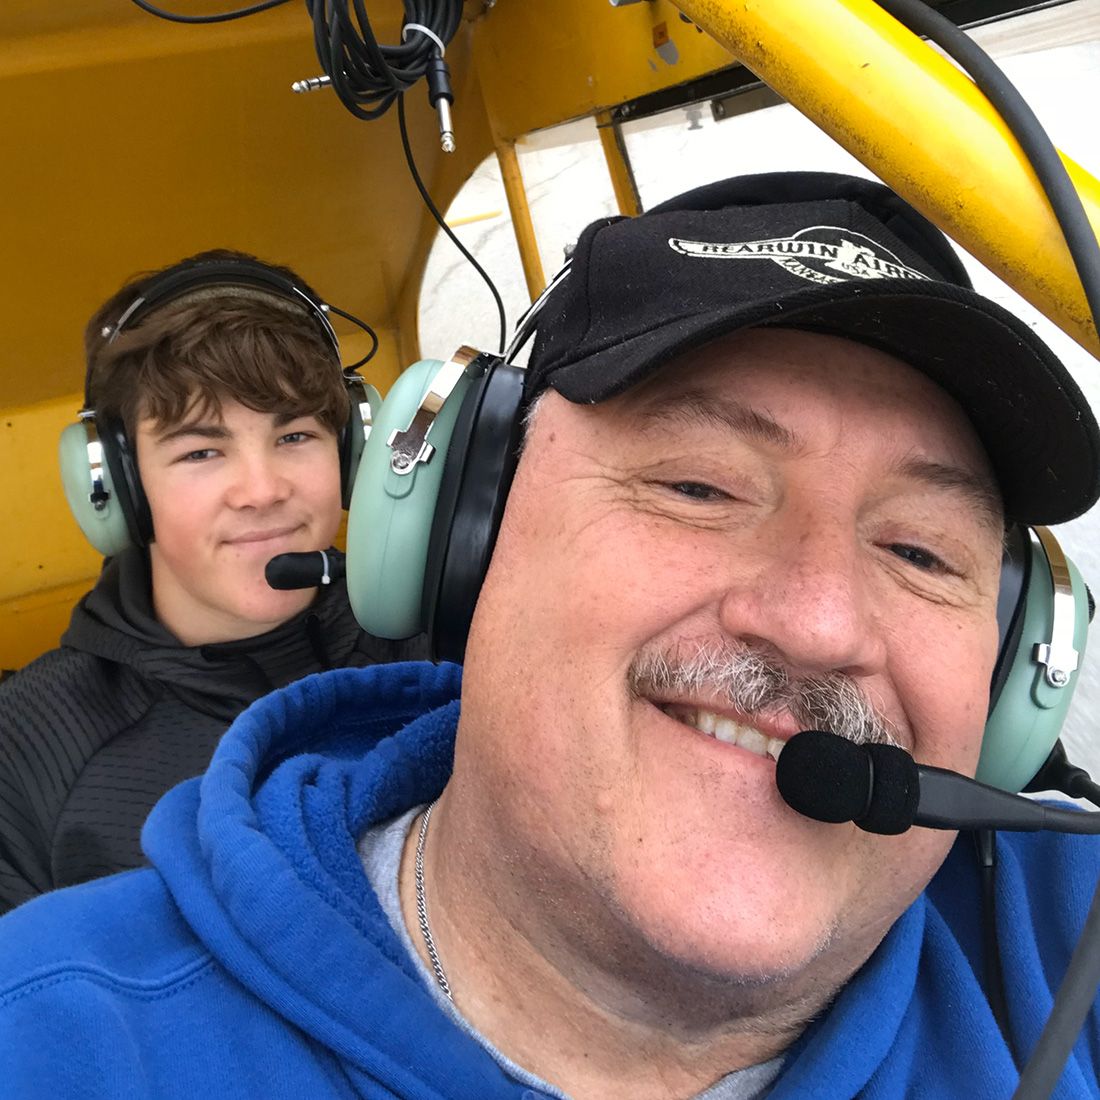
top-left (545, 277), bottom-right (1099, 525)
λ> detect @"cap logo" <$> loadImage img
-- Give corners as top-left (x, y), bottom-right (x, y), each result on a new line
top-left (667, 226), bottom-right (929, 287)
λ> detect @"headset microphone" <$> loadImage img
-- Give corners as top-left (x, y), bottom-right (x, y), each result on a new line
top-left (775, 729), bottom-right (1100, 836)
top-left (265, 549), bottom-right (346, 591)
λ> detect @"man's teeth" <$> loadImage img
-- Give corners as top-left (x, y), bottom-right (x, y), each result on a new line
top-left (661, 705), bottom-right (784, 761)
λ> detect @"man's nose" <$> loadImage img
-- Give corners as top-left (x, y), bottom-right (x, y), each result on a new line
top-left (718, 516), bottom-right (887, 679)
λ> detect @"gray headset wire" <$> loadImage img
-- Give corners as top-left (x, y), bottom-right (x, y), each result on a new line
top-left (503, 259), bottom-right (572, 366)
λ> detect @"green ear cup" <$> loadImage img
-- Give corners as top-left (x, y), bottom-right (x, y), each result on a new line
top-left (345, 358), bottom-right (471, 639)
top-left (977, 534), bottom-right (1089, 792)
top-left (58, 421), bottom-right (133, 558)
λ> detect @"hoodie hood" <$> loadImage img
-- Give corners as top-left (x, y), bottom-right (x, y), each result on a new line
top-left (141, 660), bottom-right (532, 1098)
top-left (62, 547), bottom-right (368, 721)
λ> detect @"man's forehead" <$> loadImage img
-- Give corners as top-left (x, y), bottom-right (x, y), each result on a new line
top-left (550, 328), bottom-right (1004, 528)
top-left (627, 387), bottom-right (798, 451)
top-left (613, 328), bottom-right (910, 396)
top-left (605, 329), bottom-right (986, 447)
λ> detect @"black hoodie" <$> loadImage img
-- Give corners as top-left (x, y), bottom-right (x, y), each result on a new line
top-left (0, 547), bottom-right (426, 914)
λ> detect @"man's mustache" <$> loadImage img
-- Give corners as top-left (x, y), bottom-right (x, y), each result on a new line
top-left (628, 642), bottom-right (899, 748)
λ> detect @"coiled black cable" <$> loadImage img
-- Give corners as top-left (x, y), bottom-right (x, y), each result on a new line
top-left (130, 0), bottom-right (505, 352)
top-left (307, 1), bottom-right (463, 122)
top-left (129, 1), bottom-right (463, 124)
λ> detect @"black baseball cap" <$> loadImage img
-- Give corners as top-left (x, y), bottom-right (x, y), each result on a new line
top-left (526, 171), bottom-right (1100, 525)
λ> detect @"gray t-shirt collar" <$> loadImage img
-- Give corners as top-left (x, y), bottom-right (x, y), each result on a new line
top-left (358, 807), bottom-right (784, 1100)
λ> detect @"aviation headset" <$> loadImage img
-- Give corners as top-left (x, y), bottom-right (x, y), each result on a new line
top-left (59, 257), bottom-right (380, 558)
top-left (344, 253), bottom-right (1090, 795)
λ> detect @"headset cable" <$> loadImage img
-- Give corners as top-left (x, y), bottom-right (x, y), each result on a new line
top-left (129, 0), bottom-right (506, 354)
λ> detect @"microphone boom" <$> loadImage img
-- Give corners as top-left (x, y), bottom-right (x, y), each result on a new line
top-left (777, 730), bottom-right (1100, 835)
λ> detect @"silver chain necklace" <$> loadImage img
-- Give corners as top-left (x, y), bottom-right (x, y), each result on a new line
top-left (415, 800), bottom-right (453, 1000)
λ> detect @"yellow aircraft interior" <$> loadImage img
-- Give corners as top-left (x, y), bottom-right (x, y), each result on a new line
top-left (2, 0), bottom-right (1097, 672)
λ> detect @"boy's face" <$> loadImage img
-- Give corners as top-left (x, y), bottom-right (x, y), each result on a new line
top-left (135, 397), bottom-right (344, 645)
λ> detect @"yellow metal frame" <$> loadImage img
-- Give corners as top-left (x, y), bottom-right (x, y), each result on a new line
top-left (494, 134), bottom-right (546, 300)
top-left (596, 110), bottom-right (643, 218)
top-left (672, 0), bottom-right (1100, 356)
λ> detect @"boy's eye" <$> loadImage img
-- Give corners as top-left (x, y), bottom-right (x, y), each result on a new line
top-left (279, 430), bottom-right (316, 445)
top-left (177, 449), bottom-right (217, 463)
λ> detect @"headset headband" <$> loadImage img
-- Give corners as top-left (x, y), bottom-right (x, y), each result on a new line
top-left (504, 259), bottom-right (572, 366)
top-left (93, 259), bottom-right (341, 401)
top-left (105, 259), bottom-right (338, 336)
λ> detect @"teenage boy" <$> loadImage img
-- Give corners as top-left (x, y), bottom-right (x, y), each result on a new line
top-left (0, 251), bottom-right (425, 913)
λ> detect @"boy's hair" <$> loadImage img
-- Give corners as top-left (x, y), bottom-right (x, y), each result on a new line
top-left (85, 249), bottom-right (349, 440)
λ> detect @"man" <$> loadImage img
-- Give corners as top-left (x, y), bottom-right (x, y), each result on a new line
top-left (0, 250), bottom-right (425, 914)
top-left (1, 174), bottom-right (1098, 1097)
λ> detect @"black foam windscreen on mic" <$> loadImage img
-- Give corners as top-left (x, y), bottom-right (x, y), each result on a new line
top-left (862, 742), bottom-right (920, 835)
top-left (774, 730), bottom-right (870, 824)
top-left (776, 731), bottom-right (919, 834)
top-left (265, 549), bottom-right (345, 590)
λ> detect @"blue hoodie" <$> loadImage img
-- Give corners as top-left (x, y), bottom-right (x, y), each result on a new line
top-left (0, 661), bottom-right (1097, 1099)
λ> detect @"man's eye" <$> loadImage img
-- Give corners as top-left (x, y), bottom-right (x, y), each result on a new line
top-left (279, 431), bottom-right (313, 445)
top-left (663, 481), bottom-right (730, 502)
top-left (177, 449), bottom-right (216, 463)
top-left (887, 543), bottom-right (947, 573)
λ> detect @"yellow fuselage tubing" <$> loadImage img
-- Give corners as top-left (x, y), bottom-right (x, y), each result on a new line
top-left (673, 0), bottom-right (1100, 358)
top-left (596, 109), bottom-right (643, 218)
top-left (494, 134), bottom-right (546, 301)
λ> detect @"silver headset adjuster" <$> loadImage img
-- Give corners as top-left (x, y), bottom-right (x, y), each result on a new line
top-left (79, 411), bottom-right (111, 511)
top-left (1033, 525), bottom-right (1080, 689)
top-left (387, 346), bottom-right (480, 475)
